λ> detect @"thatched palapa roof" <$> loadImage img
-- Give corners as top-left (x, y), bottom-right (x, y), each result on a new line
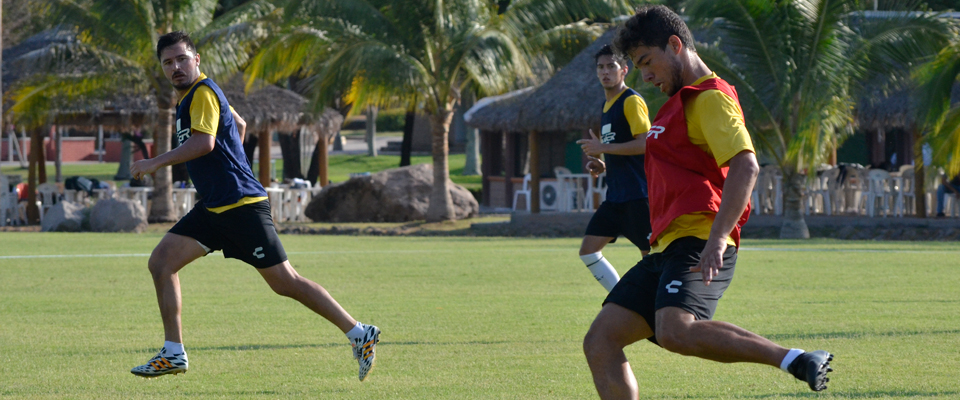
top-left (467, 30), bottom-right (616, 132)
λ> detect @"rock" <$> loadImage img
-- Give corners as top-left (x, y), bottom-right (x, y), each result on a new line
top-left (305, 164), bottom-right (479, 222)
top-left (90, 198), bottom-right (148, 233)
top-left (40, 201), bottom-right (86, 232)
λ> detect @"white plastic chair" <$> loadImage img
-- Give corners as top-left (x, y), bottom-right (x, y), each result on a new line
top-left (841, 165), bottom-right (868, 214)
top-left (586, 172), bottom-right (606, 210)
top-left (864, 169), bottom-right (893, 217)
top-left (512, 174), bottom-right (532, 212)
top-left (0, 175), bottom-right (21, 227)
top-left (894, 166), bottom-right (916, 217)
top-left (36, 182), bottom-right (61, 222)
top-left (554, 166), bottom-right (587, 212)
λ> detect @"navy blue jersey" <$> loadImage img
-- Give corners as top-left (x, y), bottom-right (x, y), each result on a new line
top-left (176, 78), bottom-right (267, 210)
top-left (600, 88), bottom-right (648, 202)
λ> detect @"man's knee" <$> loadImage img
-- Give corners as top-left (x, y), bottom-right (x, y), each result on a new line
top-left (148, 245), bottom-right (176, 278)
top-left (261, 263), bottom-right (303, 298)
top-left (583, 324), bottom-right (622, 361)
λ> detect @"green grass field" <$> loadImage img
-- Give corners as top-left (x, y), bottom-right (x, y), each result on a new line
top-left (1, 235), bottom-right (959, 399)
top-left (1, 153), bottom-right (482, 191)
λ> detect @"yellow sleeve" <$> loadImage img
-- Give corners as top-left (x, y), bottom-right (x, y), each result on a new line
top-left (623, 95), bottom-right (651, 137)
top-left (693, 89), bottom-right (754, 166)
top-left (189, 86), bottom-right (220, 136)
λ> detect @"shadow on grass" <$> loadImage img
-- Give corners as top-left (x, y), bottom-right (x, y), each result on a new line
top-left (764, 328), bottom-right (960, 341)
top-left (136, 338), bottom-right (573, 354)
top-left (744, 390), bottom-right (960, 398)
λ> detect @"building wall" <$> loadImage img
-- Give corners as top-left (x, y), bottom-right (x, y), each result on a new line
top-left (1, 137), bottom-right (153, 163)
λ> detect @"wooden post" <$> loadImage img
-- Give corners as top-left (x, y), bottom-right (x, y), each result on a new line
top-left (529, 130), bottom-right (540, 214)
top-left (258, 129), bottom-right (272, 187)
top-left (55, 125), bottom-right (62, 183)
top-left (97, 124), bottom-right (104, 163)
top-left (504, 132), bottom-right (517, 209)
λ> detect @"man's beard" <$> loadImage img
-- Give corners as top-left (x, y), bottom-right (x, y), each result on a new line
top-left (666, 59), bottom-right (684, 97)
top-left (173, 80), bottom-right (195, 90)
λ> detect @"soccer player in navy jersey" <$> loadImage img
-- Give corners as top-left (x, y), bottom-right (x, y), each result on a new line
top-left (575, 44), bottom-right (652, 293)
top-left (129, 31), bottom-right (379, 381)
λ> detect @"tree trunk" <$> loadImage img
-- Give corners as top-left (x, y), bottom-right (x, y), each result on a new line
top-left (366, 106), bottom-right (378, 157)
top-left (259, 129), bottom-right (272, 187)
top-left (779, 168), bottom-right (810, 239)
top-left (26, 127), bottom-right (41, 224)
top-left (400, 111), bottom-right (414, 167)
top-left (426, 109), bottom-right (455, 222)
top-left (912, 129), bottom-right (926, 217)
top-left (38, 125), bottom-right (46, 184)
top-left (150, 88), bottom-right (177, 223)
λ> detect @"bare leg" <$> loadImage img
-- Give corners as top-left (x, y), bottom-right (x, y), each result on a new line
top-left (655, 307), bottom-right (788, 366)
top-left (148, 233), bottom-right (207, 343)
top-left (583, 303), bottom-right (655, 400)
top-left (580, 235), bottom-right (614, 255)
top-left (258, 261), bottom-right (357, 333)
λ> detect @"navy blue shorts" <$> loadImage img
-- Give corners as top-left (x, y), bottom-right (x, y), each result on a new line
top-left (603, 237), bottom-right (737, 344)
top-left (169, 200), bottom-right (287, 269)
top-left (585, 198), bottom-right (652, 251)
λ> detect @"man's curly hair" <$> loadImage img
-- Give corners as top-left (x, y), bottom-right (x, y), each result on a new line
top-left (613, 5), bottom-right (696, 57)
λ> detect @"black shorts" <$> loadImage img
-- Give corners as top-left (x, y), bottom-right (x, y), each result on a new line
top-left (585, 198), bottom-right (652, 251)
top-left (169, 200), bottom-right (288, 269)
top-left (603, 237), bottom-right (737, 344)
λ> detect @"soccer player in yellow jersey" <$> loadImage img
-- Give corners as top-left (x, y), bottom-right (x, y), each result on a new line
top-left (582, 7), bottom-right (833, 398)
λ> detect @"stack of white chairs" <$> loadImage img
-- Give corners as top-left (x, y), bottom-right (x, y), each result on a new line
top-left (894, 166), bottom-right (916, 217)
top-left (752, 165), bottom-right (781, 215)
top-left (0, 175), bottom-right (22, 227)
top-left (36, 182), bottom-right (61, 222)
top-left (840, 165), bottom-right (868, 214)
top-left (864, 169), bottom-right (894, 217)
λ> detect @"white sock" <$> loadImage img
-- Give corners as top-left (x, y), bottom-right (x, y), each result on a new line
top-left (345, 322), bottom-right (365, 341)
top-left (164, 341), bottom-right (185, 354)
top-left (780, 348), bottom-right (805, 371)
top-left (580, 252), bottom-right (620, 292)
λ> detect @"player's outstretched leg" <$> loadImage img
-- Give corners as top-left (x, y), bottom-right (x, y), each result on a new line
top-left (258, 261), bottom-right (380, 381)
top-left (786, 350), bottom-right (834, 391)
top-left (130, 346), bottom-right (188, 377)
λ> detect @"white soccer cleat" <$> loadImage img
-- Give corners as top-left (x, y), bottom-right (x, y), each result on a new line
top-left (130, 347), bottom-right (188, 378)
top-left (351, 324), bottom-right (380, 381)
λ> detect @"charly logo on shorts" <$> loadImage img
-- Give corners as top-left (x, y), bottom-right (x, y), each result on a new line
top-left (665, 280), bottom-right (682, 294)
top-left (253, 247), bottom-right (265, 259)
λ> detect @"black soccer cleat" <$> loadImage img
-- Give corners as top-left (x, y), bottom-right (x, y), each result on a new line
top-left (788, 350), bottom-right (834, 391)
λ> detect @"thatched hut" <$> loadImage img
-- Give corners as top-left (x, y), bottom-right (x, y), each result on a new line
top-left (467, 30), bottom-right (617, 211)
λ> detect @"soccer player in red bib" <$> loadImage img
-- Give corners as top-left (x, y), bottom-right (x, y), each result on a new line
top-left (128, 31), bottom-right (379, 381)
top-left (581, 6), bottom-right (833, 398)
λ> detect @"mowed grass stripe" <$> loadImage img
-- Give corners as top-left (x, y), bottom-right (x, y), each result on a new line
top-left (1, 234), bottom-right (958, 399)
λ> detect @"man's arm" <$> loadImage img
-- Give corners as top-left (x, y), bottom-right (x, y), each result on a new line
top-left (690, 150), bottom-right (759, 284)
top-left (231, 107), bottom-right (246, 144)
top-left (129, 133), bottom-right (215, 180)
top-left (577, 129), bottom-right (646, 157)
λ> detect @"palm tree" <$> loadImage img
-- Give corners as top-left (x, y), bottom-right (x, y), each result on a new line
top-left (7, 0), bottom-right (276, 222)
top-left (684, 0), bottom-right (954, 238)
top-left (916, 41), bottom-right (960, 178)
top-left (246, 0), bottom-right (629, 222)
